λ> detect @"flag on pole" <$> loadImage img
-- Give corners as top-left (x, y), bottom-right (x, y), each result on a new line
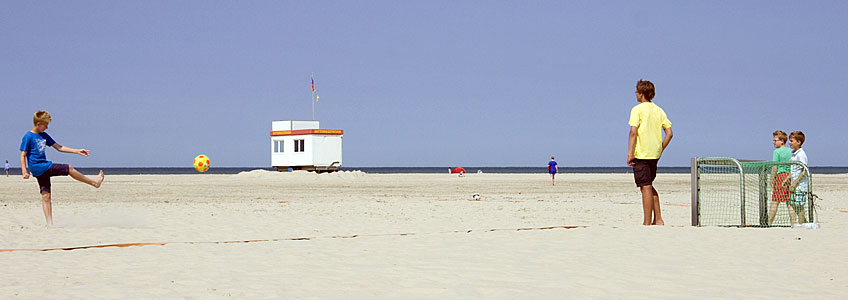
top-left (316, 95), bottom-right (319, 102)
top-left (311, 76), bottom-right (315, 92)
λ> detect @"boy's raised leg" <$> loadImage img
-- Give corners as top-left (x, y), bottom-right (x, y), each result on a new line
top-left (95, 170), bottom-right (104, 187)
top-left (68, 166), bottom-right (104, 188)
top-left (41, 191), bottom-right (53, 226)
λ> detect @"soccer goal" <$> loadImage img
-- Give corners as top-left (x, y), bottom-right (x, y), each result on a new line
top-left (691, 157), bottom-right (814, 227)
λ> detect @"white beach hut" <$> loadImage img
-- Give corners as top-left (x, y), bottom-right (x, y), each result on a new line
top-left (270, 120), bottom-right (343, 172)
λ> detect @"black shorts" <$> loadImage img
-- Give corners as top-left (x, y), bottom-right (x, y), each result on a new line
top-left (35, 163), bottom-right (70, 193)
top-left (632, 159), bottom-right (658, 187)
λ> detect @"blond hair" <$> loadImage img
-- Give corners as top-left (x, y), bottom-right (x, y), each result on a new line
top-left (773, 130), bottom-right (787, 143)
top-left (33, 110), bottom-right (52, 125)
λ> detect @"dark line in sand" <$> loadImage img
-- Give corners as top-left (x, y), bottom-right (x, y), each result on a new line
top-left (0, 225), bottom-right (588, 253)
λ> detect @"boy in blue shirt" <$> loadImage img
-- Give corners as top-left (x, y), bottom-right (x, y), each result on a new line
top-left (20, 111), bottom-right (104, 226)
top-left (548, 156), bottom-right (558, 186)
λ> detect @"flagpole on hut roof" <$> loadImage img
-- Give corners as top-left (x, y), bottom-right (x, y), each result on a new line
top-left (311, 72), bottom-right (315, 121)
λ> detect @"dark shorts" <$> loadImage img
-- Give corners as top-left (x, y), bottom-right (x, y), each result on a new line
top-left (632, 159), bottom-right (658, 187)
top-left (35, 163), bottom-right (70, 193)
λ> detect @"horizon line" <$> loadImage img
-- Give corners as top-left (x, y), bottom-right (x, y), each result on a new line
top-left (7, 166), bottom-right (846, 169)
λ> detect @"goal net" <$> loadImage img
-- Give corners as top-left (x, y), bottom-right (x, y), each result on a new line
top-left (691, 157), bottom-right (814, 227)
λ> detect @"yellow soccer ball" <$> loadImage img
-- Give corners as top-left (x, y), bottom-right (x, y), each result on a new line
top-left (194, 154), bottom-right (211, 172)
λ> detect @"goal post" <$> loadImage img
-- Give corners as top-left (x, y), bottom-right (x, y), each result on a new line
top-left (691, 157), bottom-right (814, 227)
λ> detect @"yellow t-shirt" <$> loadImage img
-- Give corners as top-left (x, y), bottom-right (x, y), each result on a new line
top-left (629, 102), bottom-right (672, 159)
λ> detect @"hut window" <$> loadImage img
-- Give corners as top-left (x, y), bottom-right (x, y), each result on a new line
top-left (294, 139), bottom-right (305, 152)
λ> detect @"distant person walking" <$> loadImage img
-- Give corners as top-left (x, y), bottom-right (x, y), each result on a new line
top-left (548, 156), bottom-right (558, 186)
top-left (627, 80), bottom-right (673, 226)
top-left (4, 160), bottom-right (10, 177)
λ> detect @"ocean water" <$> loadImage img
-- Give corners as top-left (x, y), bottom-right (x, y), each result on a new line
top-left (6, 166), bottom-right (846, 175)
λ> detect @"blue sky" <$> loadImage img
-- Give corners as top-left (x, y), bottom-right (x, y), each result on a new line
top-left (2, 1), bottom-right (846, 167)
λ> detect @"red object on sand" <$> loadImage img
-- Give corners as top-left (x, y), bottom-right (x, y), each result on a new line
top-left (450, 167), bottom-right (466, 174)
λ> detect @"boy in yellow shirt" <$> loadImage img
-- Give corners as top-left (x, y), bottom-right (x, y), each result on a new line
top-left (627, 80), bottom-right (673, 226)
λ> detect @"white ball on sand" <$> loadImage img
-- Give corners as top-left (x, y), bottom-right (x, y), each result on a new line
top-left (472, 193), bottom-right (480, 200)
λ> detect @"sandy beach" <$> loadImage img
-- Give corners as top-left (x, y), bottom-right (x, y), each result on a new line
top-left (1, 171), bottom-right (846, 299)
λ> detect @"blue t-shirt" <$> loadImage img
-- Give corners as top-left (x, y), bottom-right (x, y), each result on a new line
top-left (20, 131), bottom-right (56, 177)
top-left (548, 160), bottom-right (557, 174)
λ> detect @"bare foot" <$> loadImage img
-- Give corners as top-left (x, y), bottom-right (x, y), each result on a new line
top-left (653, 220), bottom-right (665, 226)
top-left (94, 170), bottom-right (104, 188)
